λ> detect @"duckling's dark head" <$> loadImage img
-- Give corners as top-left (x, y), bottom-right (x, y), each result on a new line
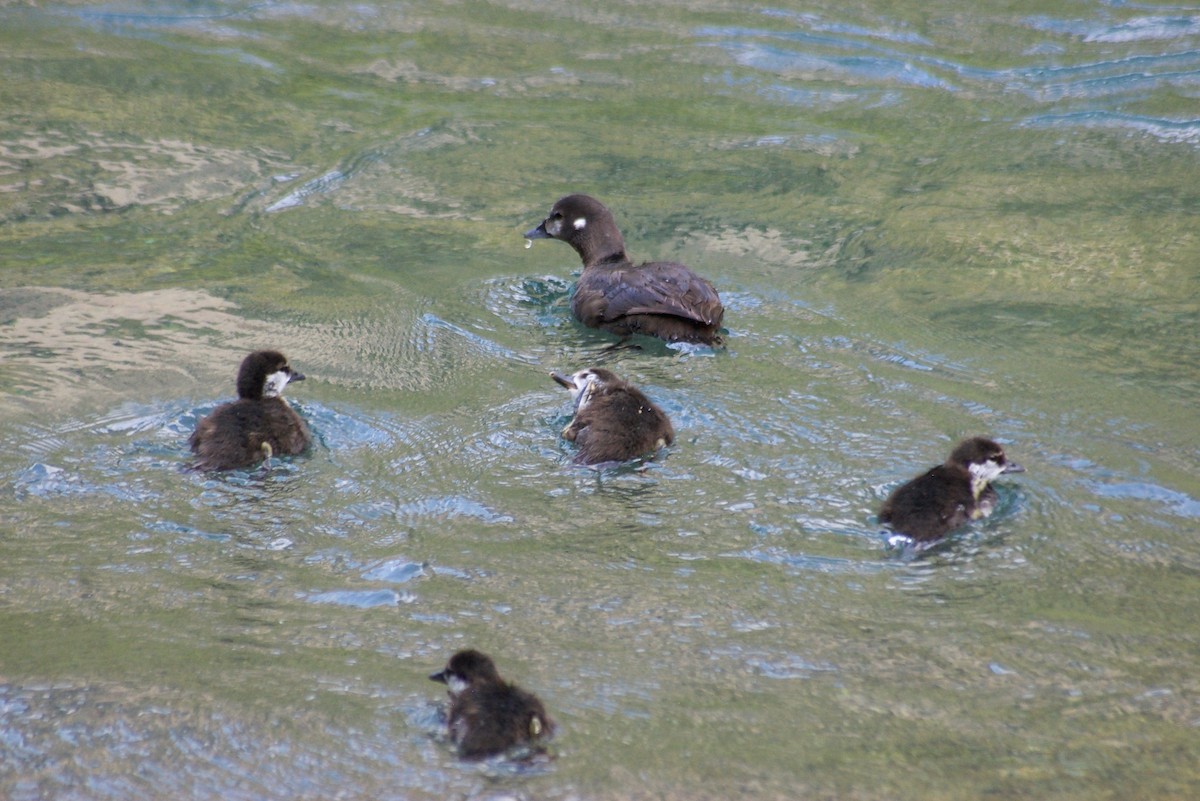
top-left (429, 649), bottom-right (503, 696)
top-left (236, 350), bottom-right (305, 400)
top-left (525, 194), bottom-right (627, 265)
top-left (550, 367), bottom-right (620, 410)
top-left (948, 437), bottom-right (1025, 485)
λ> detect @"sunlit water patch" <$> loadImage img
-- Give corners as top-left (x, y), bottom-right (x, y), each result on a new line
top-left (0, 288), bottom-right (331, 411)
top-left (0, 129), bottom-right (292, 216)
top-left (1081, 479), bottom-right (1200, 519)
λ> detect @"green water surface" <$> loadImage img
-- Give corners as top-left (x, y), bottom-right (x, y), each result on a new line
top-left (1, 2), bottom-right (1198, 800)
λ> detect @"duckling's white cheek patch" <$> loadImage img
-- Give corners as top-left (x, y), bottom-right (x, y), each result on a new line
top-left (970, 459), bottom-right (1005, 483)
top-left (263, 370), bottom-right (291, 398)
top-left (573, 217), bottom-right (587, 230)
top-left (447, 676), bottom-right (469, 695)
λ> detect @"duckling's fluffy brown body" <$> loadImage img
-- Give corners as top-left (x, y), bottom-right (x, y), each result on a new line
top-left (552, 367), bottom-right (674, 466)
top-left (880, 437), bottom-right (1024, 545)
top-left (430, 649), bottom-right (555, 760)
top-left (189, 350), bottom-right (311, 471)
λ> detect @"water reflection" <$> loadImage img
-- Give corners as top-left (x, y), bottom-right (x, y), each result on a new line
top-left (0, 288), bottom-right (277, 404)
top-left (699, 10), bottom-right (1200, 138)
top-left (2, 0), bottom-right (1199, 799)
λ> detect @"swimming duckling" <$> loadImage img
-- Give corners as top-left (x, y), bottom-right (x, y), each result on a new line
top-left (188, 350), bottom-right (311, 471)
top-left (879, 437), bottom-right (1025, 546)
top-left (429, 649), bottom-right (555, 761)
top-left (551, 367), bottom-right (675, 466)
top-left (525, 194), bottom-right (724, 345)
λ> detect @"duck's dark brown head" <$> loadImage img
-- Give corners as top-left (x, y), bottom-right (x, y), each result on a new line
top-left (236, 350), bottom-right (305, 400)
top-left (429, 649), bottom-right (505, 695)
top-left (947, 437), bottom-right (1025, 496)
top-left (525, 194), bottom-right (628, 267)
top-left (550, 366), bottom-right (623, 411)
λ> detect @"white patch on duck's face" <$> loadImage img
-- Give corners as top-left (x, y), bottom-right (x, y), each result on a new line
top-left (545, 215), bottom-right (563, 237)
top-left (570, 370), bottom-right (604, 410)
top-left (572, 216), bottom-right (587, 230)
top-left (968, 458), bottom-right (1006, 497)
top-left (445, 674), bottom-right (470, 696)
top-left (262, 369), bottom-right (291, 398)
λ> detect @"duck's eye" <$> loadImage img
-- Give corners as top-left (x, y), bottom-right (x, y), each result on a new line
top-left (552, 211), bottom-right (563, 220)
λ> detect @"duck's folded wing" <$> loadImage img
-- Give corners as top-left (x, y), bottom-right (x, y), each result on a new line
top-left (596, 264), bottom-right (722, 326)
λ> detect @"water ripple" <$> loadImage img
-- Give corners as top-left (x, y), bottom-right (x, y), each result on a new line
top-left (419, 313), bottom-right (538, 366)
top-left (264, 169), bottom-right (350, 213)
top-left (698, 11), bottom-right (1200, 145)
top-left (481, 275), bottom-right (574, 331)
top-left (1082, 479), bottom-right (1200, 518)
top-left (52, 1), bottom-right (264, 39)
top-left (307, 589), bottom-right (414, 608)
top-left (1021, 111), bottom-right (1200, 144)
top-left (758, 9), bottom-right (931, 45)
top-left (707, 40), bottom-right (957, 91)
top-left (1025, 13), bottom-right (1200, 42)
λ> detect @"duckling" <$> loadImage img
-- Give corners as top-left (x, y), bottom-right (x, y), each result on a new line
top-left (551, 367), bottom-right (675, 466)
top-left (429, 649), bottom-right (555, 761)
top-left (525, 194), bottom-right (724, 345)
top-left (879, 437), bottom-right (1025, 546)
top-left (188, 350), bottom-right (311, 471)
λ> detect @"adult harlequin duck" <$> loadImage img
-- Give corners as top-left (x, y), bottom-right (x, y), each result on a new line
top-left (879, 437), bottom-right (1025, 547)
top-left (551, 367), bottom-right (674, 466)
top-left (524, 194), bottom-right (724, 345)
top-left (188, 350), bottom-right (311, 471)
top-left (429, 649), bottom-right (555, 761)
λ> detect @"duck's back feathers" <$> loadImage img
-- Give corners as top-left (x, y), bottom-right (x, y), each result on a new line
top-left (573, 260), bottom-right (724, 343)
top-left (189, 397), bottom-right (311, 471)
top-left (526, 194), bottom-right (725, 345)
top-left (878, 463), bottom-right (974, 543)
top-left (189, 350), bottom-right (311, 471)
top-left (430, 649), bottom-right (555, 760)
top-left (564, 382), bottom-right (674, 466)
top-left (447, 682), bottom-right (554, 760)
